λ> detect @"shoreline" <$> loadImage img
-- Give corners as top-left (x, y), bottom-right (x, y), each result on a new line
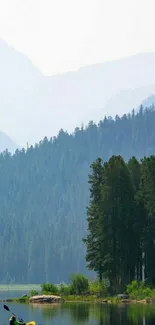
top-left (0, 295), bottom-right (154, 305)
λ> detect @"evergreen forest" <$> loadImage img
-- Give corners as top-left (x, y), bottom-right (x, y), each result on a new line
top-left (1, 106), bottom-right (155, 284)
top-left (84, 154), bottom-right (155, 293)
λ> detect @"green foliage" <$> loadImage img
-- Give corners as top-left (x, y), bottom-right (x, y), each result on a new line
top-left (30, 289), bottom-right (38, 296)
top-left (126, 281), bottom-right (155, 299)
top-left (84, 155), bottom-right (136, 294)
top-left (41, 276), bottom-right (110, 298)
top-left (70, 273), bottom-right (89, 295)
top-left (84, 133), bottom-right (155, 293)
top-left (63, 294), bottom-right (97, 301)
top-left (83, 158), bottom-right (105, 283)
top-left (41, 283), bottom-right (59, 295)
top-left (89, 278), bottom-right (108, 296)
top-left (59, 283), bottom-right (73, 296)
top-left (89, 279), bottom-right (102, 295)
top-left (40, 276), bottom-right (110, 299)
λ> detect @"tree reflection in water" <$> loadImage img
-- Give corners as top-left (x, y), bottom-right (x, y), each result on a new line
top-left (36, 302), bottom-right (155, 325)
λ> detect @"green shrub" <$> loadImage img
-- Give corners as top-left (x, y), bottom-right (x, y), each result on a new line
top-left (70, 273), bottom-right (89, 295)
top-left (89, 279), bottom-right (101, 295)
top-left (89, 278), bottom-right (108, 296)
top-left (89, 279), bottom-right (108, 296)
top-left (59, 283), bottom-right (72, 296)
top-left (127, 280), bottom-right (141, 294)
top-left (126, 280), bottom-right (155, 299)
top-left (30, 289), bottom-right (38, 296)
top-left (41, 283), bottom-right (58, 295)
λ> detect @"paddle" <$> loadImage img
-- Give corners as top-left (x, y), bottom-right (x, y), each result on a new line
top-left (3, 304), bottom-right (16, 316)
top-left (3, 304), bottom-right (36, 325)
top-left (3, 304), bottom-right (24, 322)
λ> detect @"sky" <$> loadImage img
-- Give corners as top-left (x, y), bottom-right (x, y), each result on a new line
top-left (0, 0), bottom-right (154, 75)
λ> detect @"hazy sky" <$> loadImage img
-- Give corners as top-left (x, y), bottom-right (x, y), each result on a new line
top-left (0, 0), bottom-right (154, 75)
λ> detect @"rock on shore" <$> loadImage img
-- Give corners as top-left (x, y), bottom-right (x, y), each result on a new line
top-left (29, 295), bottom-right (62, 304)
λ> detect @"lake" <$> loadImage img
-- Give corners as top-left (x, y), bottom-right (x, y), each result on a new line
top-left (0, 286), bottom-right (41, 300)
top-left (2, 299), bottom-right (155, 325)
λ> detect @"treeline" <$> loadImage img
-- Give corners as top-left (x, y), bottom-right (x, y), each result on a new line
top-left (0, 106), bottom-right (155, 283)
top-left (84, 154), bottom-right (155, 294)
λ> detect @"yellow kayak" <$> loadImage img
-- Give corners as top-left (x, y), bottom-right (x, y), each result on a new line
top-left (26, 322), bottom-right (36, 325)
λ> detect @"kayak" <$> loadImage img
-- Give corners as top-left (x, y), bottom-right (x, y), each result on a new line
top-left (26, 322), bottom-right (36, 325)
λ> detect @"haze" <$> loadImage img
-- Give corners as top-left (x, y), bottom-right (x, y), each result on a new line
top-left (0, 0), bottom-right (155, 151)
top-left (0, 0), bottom-right (154, 75)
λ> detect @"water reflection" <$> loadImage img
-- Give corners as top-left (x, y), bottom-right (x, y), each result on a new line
top-left (31, 303), bottom-right (60, 319)
top-left (57, 303), bottom-right (155, 325)
top-left (66, 303), bottom-right (90, 323)
top-left (93, 304), bottom-right (155, 325)
top-left (3, 301), bottom-right (155, 325)
top-left (127, 304), bottom-right (155, 325)
top-left (34, 302), bottom-right (155, 325)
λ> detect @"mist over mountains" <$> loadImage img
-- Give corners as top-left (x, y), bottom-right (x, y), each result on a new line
top-left (0, 39), bottom-right (155, 150)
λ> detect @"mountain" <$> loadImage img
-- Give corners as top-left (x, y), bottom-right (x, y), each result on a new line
top-left (0, 131), bottom-right (19, 153)
top-left (21, 52), bottom-right (155, 145)
top-left (103, 85), bottom-right (155, 116)
top-left (1, 40), bottom-right (155, 146)
top-left (0, 39), bottom-right (42, 146)
top-left (141, 94), bottom-right (155, 108)
top-left (0, 106), bottom-right (155, 284)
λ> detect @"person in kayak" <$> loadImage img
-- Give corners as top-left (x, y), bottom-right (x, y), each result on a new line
top-left (9, 315), bottom-right (26, 325)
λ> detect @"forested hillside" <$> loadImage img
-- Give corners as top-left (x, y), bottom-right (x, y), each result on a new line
top-left (1, 106), bottom-right (155, 284)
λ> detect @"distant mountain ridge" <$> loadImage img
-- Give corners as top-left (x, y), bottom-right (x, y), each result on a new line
top-left (141, 94), bottom-right (155, 108)
top-left (0, 131), bottom-right (19, 153)
top-left (1, 40), bottom-right (155, 146)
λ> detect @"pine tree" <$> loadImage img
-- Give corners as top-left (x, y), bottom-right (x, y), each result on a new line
top-left (101, 156), bottom-right (136, 293)
top-left (83, 158), bottom-right (104, 283)
top-left (139, 156), bottom-right (155, 284)
top-left (84, 155), bottom-right (136, 293)
top-left (127, 157), bottom-right (146, 281)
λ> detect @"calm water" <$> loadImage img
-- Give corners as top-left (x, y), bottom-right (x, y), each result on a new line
top-left (0, 291), bottom-right (155, 325)
top-left (2, 300), bottom-right (155, 325)
top-left (0, 290), bottom-right (30, 300)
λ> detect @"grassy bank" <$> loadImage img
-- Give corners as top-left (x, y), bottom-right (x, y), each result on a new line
top-left (61, 295), bottom-right (119, 303)
top-left (62, 295), bottom-right (154, 304)
top-left (2, 295), bottom-right (154, 305)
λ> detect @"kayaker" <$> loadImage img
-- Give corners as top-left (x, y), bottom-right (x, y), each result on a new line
top-left (9, 315), bottom-right (26, 325)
